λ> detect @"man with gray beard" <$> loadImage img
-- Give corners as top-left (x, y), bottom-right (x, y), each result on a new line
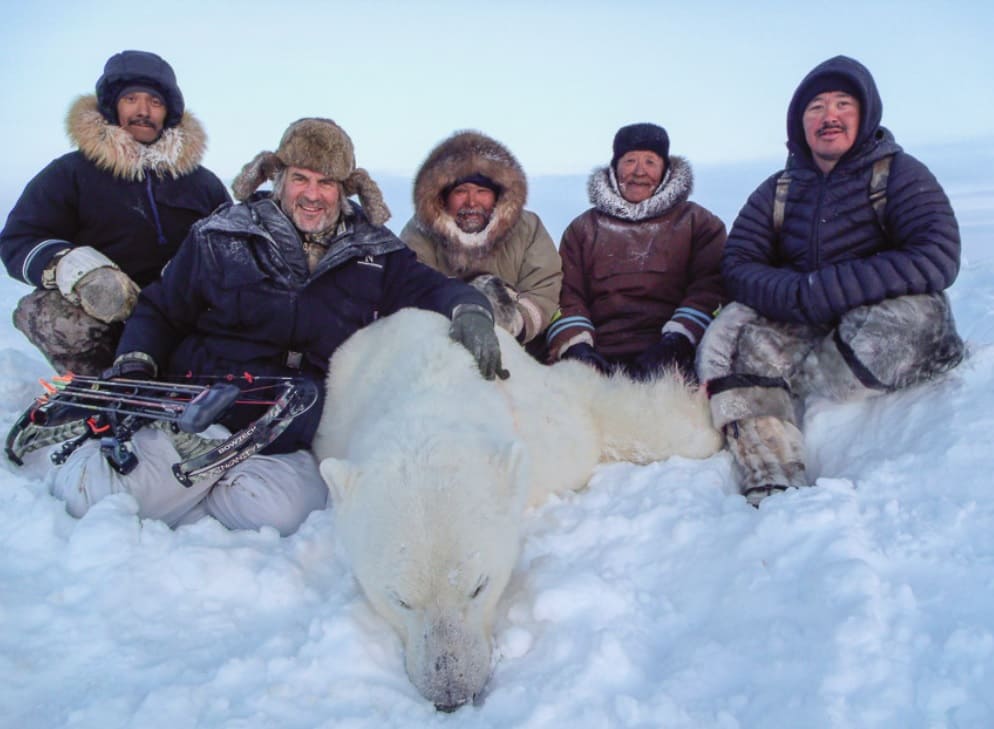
top-left (43, 118), bottom-right (503, 537)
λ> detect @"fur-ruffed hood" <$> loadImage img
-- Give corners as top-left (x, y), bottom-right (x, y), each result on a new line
top-left (412, 131), bottom-right (527, 273)
top-left (587, 155), bottom-right (693, 222)
top-left (66, 94), bottom-right (208, 181)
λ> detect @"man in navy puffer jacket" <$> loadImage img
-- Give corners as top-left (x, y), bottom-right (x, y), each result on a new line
top-left (698, 55), bottom-right (964, 506)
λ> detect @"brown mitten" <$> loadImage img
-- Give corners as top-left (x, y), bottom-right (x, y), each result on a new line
top-left (74, 267), bottom-right (141, 323)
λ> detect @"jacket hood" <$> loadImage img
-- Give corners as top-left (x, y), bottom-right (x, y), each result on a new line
top-left (411, 130), bottom-right (527, 265)
top-left (67, 94), bottom-right (208, 181)
top-left (587, 155), bottom-right (693, 222)
top-left (786, 55), bottom-right (883, 166)
top-left (96, 50), bottom-right (185, 129)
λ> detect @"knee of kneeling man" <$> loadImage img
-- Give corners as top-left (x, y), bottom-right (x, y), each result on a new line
top-left (51, 471), bottom-right (98, 519)
top-left (206, 473), bottom-right (328, 537)
top-left (263, 489), bottom-right (327, 537)
top-left (49, 445), bottom-right (115, 518)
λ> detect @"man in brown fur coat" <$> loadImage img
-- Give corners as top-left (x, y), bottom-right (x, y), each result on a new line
top-left (399, 131), bottom-right (562, 351)
top-left (0, 50), bottom-right (229, 375)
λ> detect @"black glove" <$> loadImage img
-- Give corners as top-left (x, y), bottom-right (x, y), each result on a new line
top-left (449, 306), bottom-right (509, 381)
top-left (101, 352), bottom-right (158, 381)
top-left (630, 332), bottom-right (697, 383)
top-left (561, 343), bottom-right (611, 375)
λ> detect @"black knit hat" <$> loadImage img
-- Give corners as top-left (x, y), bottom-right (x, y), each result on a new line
top-left (611, 123), bottom-right (670, 169)
top-left (797, 72), bottom-right (862, 111)
top-left (444, 172), bottom-right (502, 197)
top-left (95, 50), bottom-right (185, 128)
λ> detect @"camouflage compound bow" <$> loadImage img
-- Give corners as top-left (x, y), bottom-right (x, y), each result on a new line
top-left (5, 372), bottom-right (318, 486)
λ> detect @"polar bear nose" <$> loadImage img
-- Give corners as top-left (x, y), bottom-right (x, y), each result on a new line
top-left (431, 654), bottom-right (473, 712)
top-left (435, 698), bottom-right (468, 713)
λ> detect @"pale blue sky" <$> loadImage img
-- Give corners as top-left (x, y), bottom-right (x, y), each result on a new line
top-left (2, 0), bottom-right (992, 189)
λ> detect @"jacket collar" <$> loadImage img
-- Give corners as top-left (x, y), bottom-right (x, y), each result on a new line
top-left (203, 195), bottom-right (405, 277)
top-left (66, 94), bottom-right (208, 181)
top-left (587, 155), bottom-right (693, 222)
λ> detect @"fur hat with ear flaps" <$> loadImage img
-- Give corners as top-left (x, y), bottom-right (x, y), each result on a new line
top-left (231, 117), bottom-right (391, 226)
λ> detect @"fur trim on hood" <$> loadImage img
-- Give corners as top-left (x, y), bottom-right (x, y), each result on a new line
top-left (412, 130), bottom-right (527, 275)
top-left (587, 155), bottom-right (693, 222)
top-left (66, 94), bottom-right (208, 181)
top-left (230, 117), bottom-right (390, 227)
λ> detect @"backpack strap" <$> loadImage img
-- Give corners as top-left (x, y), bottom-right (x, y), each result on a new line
top-left (772, 154), bottom-right (893, 236)
top-left (868, 155), bottom-right (893, 233)
top-left (772, 171), bottom-right (791, 235)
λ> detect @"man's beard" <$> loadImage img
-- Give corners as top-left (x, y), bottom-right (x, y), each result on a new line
top-left (454, 206), bottom-right (492, 234)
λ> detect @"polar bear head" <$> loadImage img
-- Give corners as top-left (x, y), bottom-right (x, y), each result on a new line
top-left (321, 437), bottom-right (528, 711)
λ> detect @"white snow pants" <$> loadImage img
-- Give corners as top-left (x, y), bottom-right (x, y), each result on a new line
top-left (49, 428), bottom-right (328, 536)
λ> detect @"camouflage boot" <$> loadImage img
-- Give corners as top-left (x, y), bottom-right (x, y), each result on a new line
top-left (724, 415), bottom-right (809, 507)
top-left (13, 289), bottom-right (121, 375)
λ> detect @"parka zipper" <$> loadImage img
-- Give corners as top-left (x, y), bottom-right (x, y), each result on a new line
top-left (145, 175), bottom-right (168, 245)
top-left (809, 175), bottom-right (828, 270)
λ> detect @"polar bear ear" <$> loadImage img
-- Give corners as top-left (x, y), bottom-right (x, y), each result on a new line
top-left (319, 457), bottom-right (356, 503)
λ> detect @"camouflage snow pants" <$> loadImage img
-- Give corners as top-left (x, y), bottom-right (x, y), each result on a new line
top-left (697, 293), bottom-right (964, 504)
top-left (13, 289), bottom-right (122, 375)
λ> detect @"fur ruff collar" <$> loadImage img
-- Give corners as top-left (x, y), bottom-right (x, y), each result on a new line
top-left (412, 131), bottom-right (527, 276)
top-left (588, 155), bottom-right (693, 222)
top-left (66, 94), bottom-right (208, 181)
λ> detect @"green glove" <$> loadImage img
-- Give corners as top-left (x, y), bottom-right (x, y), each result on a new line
top-left (449, 305), bottom-right (509, 381)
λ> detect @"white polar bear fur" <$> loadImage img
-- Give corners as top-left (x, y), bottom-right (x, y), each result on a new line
top-left (313, 308), bottom-right (721, 709)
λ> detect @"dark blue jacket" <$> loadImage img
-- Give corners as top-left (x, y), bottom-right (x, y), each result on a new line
top-left (1, 150), bottom-right (229, 287)
top-left (118, 195), bottom-right (492, 452)
top-left (723, 55), bottom-right (960, 326)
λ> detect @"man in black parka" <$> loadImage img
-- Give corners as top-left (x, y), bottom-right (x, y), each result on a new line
top-left (0, 50), bottom-right (230, 374)
top-left (697, 55), bottom-right (965, 506)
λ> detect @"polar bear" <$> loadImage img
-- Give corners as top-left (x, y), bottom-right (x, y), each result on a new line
top-left (313, 308), bottom-right (720, 710)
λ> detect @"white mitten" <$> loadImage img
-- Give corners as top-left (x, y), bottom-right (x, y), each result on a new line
top-left (55, 247), bottom-right (140, 323)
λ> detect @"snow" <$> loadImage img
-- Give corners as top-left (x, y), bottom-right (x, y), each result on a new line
top-left (2, 166), bottom-right (994, 728)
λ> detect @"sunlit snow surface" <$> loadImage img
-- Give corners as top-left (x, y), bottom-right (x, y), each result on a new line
top-left (2, 172), bottom-right (992, 728)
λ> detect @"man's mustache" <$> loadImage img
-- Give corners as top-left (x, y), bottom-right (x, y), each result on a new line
top-left (817, 122), bottom-right (847, 136)
top-left (125, 116), bottom-right (157, 128)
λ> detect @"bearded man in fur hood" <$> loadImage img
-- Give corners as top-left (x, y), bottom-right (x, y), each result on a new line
top-left (546, 123), bottom-right (727, 381)
top-left (698, 56), bottom-right (964, 507)
top-left (0, 50), bottom-right (230, 375)
top-left (399, 131), bottom-right (562, 350)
